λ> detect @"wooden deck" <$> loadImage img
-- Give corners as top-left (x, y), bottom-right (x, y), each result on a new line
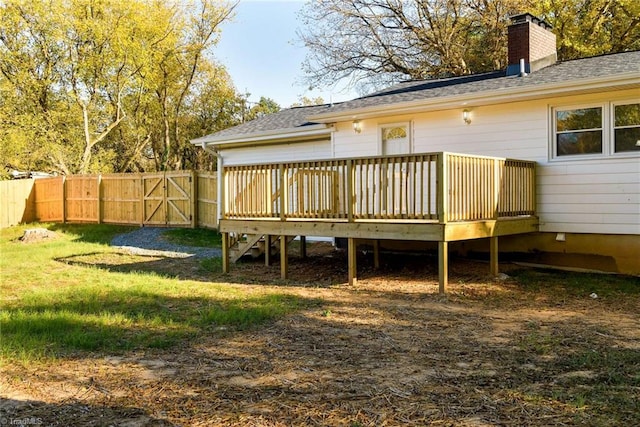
top-left (218, 152), bottom-right (538, 292)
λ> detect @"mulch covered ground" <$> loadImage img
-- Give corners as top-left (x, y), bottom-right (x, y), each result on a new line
top-left (2, 244), bottom-right (639, 426)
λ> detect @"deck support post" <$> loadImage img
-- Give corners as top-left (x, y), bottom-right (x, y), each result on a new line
top-left (264, 234), bottom-right (271, 266)
top-left (348, 237), bottom-right (357, 286)
top-left (221, 232), bottom-right (230, 273)
top-left (300, 236), bottom-right (307, 259)
top-left (280, 235), bottom-right (288, 279)
top-left (438, 241), bottom-right (448, 294)
top-left (490, 236), bottom-right (499, 276)
top-left (373, 239), bottom-right (380, 269)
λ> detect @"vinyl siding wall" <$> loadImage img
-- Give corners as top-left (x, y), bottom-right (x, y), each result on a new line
top-left (344, 89), bottom-right (639, 236)
top-left (220, 88), bottom-right (639, 236)
top-left (221, 140), bottom-right (332, 165)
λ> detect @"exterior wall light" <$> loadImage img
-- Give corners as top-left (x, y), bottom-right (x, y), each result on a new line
top-left (353, 120), bottom-right (362, 133)
top-left (462, 109), bottom-right (472, 125)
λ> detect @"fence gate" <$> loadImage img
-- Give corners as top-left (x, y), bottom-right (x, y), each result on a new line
top-left (143, 173), bottom-right (166, 225)
top-left (143, 171), bottom-right (194, 227)
top-left (165, 171), bottom-right (194, 227)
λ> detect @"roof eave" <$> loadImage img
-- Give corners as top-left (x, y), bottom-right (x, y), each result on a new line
top-left (190, 123), bottom-right (333, 147)
top-left (307, 72), bottom-right (640, 122)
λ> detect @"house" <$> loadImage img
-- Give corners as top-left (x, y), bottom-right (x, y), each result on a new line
top-left (192, 13), bottom-right (640, 287)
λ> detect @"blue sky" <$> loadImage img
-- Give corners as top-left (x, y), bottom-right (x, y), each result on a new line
top-left (214, 0), bottom-right (358, 108)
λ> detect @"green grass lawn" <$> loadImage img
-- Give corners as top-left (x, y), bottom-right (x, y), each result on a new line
top-left (1, 224), bottom-right (638, 425)
top-left (162, 227), bottom-right (222, 248)
top-left (0, 224), bottom-right (312, 364)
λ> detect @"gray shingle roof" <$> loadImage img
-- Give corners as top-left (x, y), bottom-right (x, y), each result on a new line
top-left (194, 51), bottom-right (639, 143)
top-left (205, 103), bottom-right (332, 139)
top-left (313, 50), bottom-right (640, 116)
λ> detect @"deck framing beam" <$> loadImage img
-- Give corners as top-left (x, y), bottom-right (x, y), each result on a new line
top-left (220, 219), bottom-right (443, 241)
top-left (220, 217), bottom-right (537, 242)
top-left (220, 216), bottom-right (537, 293)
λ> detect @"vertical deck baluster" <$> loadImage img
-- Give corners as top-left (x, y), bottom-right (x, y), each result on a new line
top-left (306, 164), bottom-right (311, 218)
top-left (399, 157), bottom-right (404, 218)
top-left (318, 162), bottom-right (324, 218)
top-left (364, 160), bottom-right (369, 219)
top-left (391, 157), bottom-right (397, 218)
top-left (469, 157), bottom-right (474, 219)
top-left (402, 156), bottom-right (407, 218)
top-left (358, 160), bottom-right (363, 218)
top-left (381, 157), bottom-right (386, 218)
top-left (375, 160), bottom-right (381, 219)
top-left (427, 156), bottom-right (432, 219)
top-left (238, 168), bottom-right (243, 216)
top-left (412, 156), bottom-right (418, 218)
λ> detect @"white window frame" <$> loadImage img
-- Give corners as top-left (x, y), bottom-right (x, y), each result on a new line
top-left (379, 121), bottom-right (411, 155)
top-left (550, 103), bottom-right (606, 160)
top-left (550, 99), bottom-right (640, 161)
top-left (611, 100), bottom-right (640, 155)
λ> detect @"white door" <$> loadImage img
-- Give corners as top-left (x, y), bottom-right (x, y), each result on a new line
top-left (381, 124), bottom-right (410, 155)
top-left (380, 124), bottom-right (412, 215)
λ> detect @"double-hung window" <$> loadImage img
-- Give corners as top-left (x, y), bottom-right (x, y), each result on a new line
top-left (552, 100), bottom-right (640, 159)
top-left (613, 102), bottom-right (640, 153)
top-left (555, 107), bottom-right (603, 156)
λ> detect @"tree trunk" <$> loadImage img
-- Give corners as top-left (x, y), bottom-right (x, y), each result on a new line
top-left (79, 103), bottom-right (93, 174)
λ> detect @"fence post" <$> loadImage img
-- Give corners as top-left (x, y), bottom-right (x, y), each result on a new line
top-left (191, 170), bottom-right (197, 228)
top-left (97, 174), bottom-right (102, 224)
top-left (163, 171), bottom-right (168, 225)
top-left (217, 156), bottom-right (224, 228)
top-left (61, 175), bottom-right (67, 224)
top-left (139, 173), bottom-right (145, 226)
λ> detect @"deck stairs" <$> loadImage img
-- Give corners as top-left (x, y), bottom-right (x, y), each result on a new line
top-left (229, 233), bottom-right (296, 263)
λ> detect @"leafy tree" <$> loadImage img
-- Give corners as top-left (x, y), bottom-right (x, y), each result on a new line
top-left (245, 96), bottom-right (281, 121)
top-left (177, 62), bottom-right (246, 171)
top-left (0, 0), bottom-right (239, 175)
top-left (299, 0), bottom-right (528, 92)
top-left (148, 0), bottom-right (235, 171)
top-left (0, 1), bottom-right (158, 174)
top-left (298, 0), bottom-right (639, 93)
top-left (534, 0), bottom-right (640, 61)
top-left (291, 96), bottom-right (326, 107)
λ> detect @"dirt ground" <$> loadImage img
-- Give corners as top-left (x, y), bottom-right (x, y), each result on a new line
top-left (2, 244), bottom-right (639, 426)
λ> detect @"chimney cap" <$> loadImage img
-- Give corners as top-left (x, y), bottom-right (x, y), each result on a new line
top-left (510, 13), bottom-right (553, 30)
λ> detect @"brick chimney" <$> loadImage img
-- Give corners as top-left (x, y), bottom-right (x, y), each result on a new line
top-left (507, 13), bottom-right (557, 76)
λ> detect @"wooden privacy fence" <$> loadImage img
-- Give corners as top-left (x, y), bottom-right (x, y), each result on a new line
top-left (0, 179), bottom-right (37, 228)
top-left (0, 171), bottom-right (218, 229)
top-left (223, 152), bottom-right (536, 223)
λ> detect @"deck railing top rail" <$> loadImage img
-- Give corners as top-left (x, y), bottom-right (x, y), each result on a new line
top-left (223, 152), bottom-right (536, 223)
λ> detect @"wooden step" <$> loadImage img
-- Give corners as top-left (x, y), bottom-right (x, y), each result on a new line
top-left (230, 233), bottom-right (264, 263)
top-left (229, 234), bottom-right (299, 263)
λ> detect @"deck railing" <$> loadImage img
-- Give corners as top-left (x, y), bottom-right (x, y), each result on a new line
top-left (223, 152), bottom-right (535, 223)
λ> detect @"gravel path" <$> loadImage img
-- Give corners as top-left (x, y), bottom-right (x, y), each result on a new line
top-left (110, 227), bottom-right (221, 259)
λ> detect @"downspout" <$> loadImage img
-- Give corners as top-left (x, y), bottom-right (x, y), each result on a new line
top-left (201, 142), bottom-right (223, 227)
